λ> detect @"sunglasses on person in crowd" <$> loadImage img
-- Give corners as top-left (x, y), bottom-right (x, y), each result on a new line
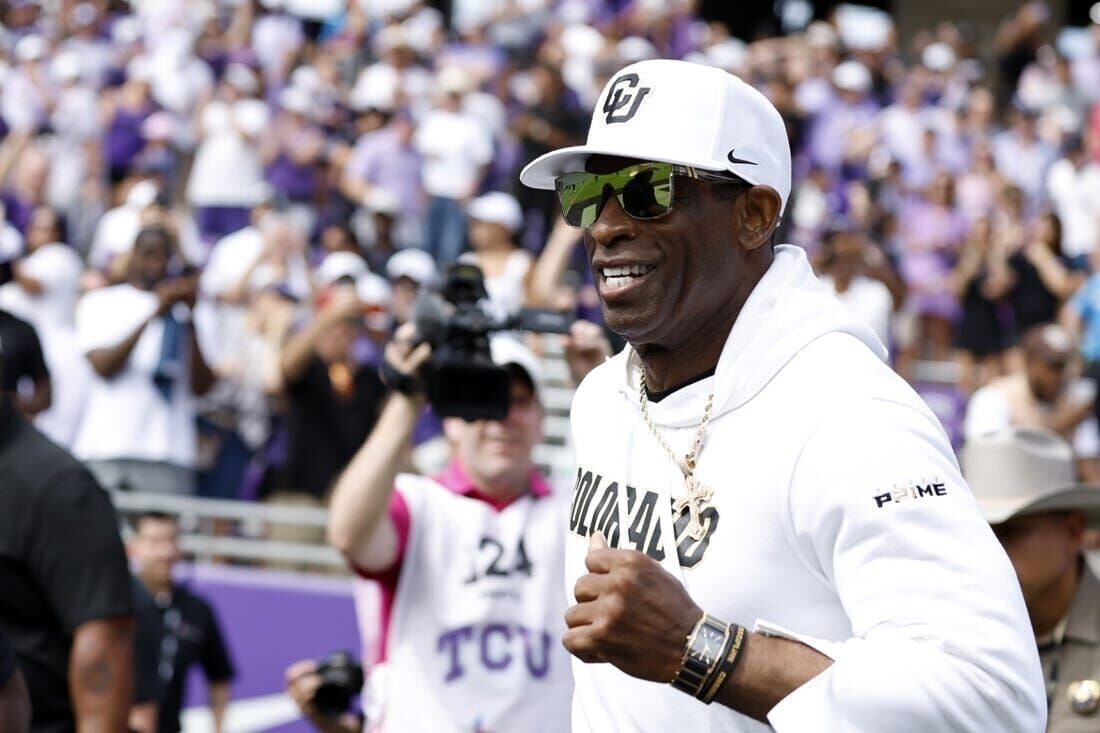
top-left (554, 160), bottom-right (748, 228)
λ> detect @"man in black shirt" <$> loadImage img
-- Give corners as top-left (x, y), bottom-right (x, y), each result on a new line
top-left (131, 578), bottom-right (164, 733)
top-left (0, 356), bottom-right (134, 733)
top-left (130, 513), bottom-right (235, 733)
top-left (0, 309), bottom-right (51, 417)
top-left (279, 285), bottom-right (387, 501)
top-left (266, 283), bottom-right (387, 564)
top-left (0, 627), bottom-right (30, 733)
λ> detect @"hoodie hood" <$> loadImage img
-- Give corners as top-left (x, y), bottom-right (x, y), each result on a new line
top-left (615, 244), bottom-right (887, 428)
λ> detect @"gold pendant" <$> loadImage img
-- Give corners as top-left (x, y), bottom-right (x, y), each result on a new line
top-left (672, 473), bottom-right (713, 541)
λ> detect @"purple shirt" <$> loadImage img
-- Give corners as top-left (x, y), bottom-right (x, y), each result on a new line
top-left (804, 96), bottom-right (880, 173)
top-left (345, 125), bottom-right (424, 217)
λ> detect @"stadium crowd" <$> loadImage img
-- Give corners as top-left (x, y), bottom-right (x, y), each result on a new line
top-left (0, 0), bottom-right (1097, 501)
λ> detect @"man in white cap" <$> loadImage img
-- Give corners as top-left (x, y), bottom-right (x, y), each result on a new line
top-left (325, 332), bottom-right (573, 731)
top-left (519, 58), bottom-right (1044, 731)
top-left (962, 427), bottom-right (1100, 729)
top-left (385, 248), bottom-right (438, 328)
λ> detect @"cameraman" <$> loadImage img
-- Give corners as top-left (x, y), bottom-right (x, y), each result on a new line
top-left (325, 327), bottom-right (573, 732)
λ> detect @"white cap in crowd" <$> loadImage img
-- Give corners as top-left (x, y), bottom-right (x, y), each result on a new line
top-left (279, 86), bottom-right (313, 116)
top-left (50, 52), bottom-right (81, 84)
top-left (357, 272), bottom-right (395, 331)
top-left (386, 249), bottom-right (440, 288)
top-left (467, 192), bottom-right (524, 234)
top-left (520, 59), bottom-right (793, 215)
top-left (315, 251), bottom-right (370, 287)
top-left (225, 63), bottom-right (259, 95)
top-left (490, 335), bottom-right (544, 398)
top-left (14, 34), bottom-right (47, 63)
top-left (831, 60), bottom-right (872, 94)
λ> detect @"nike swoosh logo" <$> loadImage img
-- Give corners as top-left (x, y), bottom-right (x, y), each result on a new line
top-left (727, 150), bottom-right (757, 165)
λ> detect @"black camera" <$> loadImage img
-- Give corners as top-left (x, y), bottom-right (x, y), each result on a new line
top-left (412, 262), bottom-right (571, 421)
top-left (311, 651), bottom-right (365, 718)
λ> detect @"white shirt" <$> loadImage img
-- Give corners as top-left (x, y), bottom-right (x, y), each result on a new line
top-left (0, 243), bottom-right (89, 448)
top-left (413, 109), bottom-right (494, 199)
top-left (72, 284), bottom-right (197, 468)
top-left (566, 246), bottom-right (1045, 732)
top-left (820, 274), bottom-right (893, 349)
top-left (1046, 157), bottom-right (1100, 259)
top-left (372, 473), bottom-right (573, 732)
top-left (186, 99), bottom-right (269, 207)
top-left (964, 377), bottom-right (1100, 459)
top-left (88, 204), bottom-right (143, 272)
top-left (461, 249), bottom-right (532, 321)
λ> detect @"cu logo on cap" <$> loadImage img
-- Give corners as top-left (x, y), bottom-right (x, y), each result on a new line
top-left (603, 73), bottom-right (651, 124)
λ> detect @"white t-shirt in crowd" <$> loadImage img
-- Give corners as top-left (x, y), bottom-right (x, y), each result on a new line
top-left (964, 376), bottom-right (1100, 459)
top-left (0, 243), bottom-right (89, 448)
top-left (462, 249), bottom-right (532, 321)
top-left (413, 109), bottom-right (494, 199)
top-left (186, 99), bottom-right (269, 208)
top-left (820, 274), bottom-right (893, 349)
top-left (72, 284), bottom-right (197, 468)
top-left (1046, 158), bottom-right (1100, 260)
top-left (88, 204), bottom-right (143, 272)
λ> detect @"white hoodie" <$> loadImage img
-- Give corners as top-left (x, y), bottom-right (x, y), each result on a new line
top-left (566, 245), bottom-right (1045, 732)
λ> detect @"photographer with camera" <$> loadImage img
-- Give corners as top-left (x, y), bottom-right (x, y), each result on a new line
top-left (73, 224), bottom-right (215, 495)
top-left (323, 324), bottom-right (574, 732)
top-left (284, 656), bottom-right (363, 733)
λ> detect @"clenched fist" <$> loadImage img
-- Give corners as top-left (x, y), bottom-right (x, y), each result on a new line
top-left (563, 532), bottom-right (703, 683)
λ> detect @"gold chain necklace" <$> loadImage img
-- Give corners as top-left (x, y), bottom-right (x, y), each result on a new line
top-left (638, 372), bottom-right (716, 541)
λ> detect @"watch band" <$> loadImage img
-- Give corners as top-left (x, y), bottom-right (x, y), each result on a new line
top-left (670, 613), bottom-right (747, 704)
top-left (670, 614), bottom-right (729, 697)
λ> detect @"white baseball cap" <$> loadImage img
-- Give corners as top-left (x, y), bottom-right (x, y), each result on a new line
top-left (961, 427), bottom-right (1100, 526)
top-left (490, 335), bottom-right (544, 397)
top-left (832, 60), bottom-right (872, 94)
top-left (315, 251), bottom-right (370, 287)
top-left (520, 59), bottom-right (792, 215)
top-left (467, 192), bottom-right (523, 233)
top-left (386, 248), bottom-right (439, 287)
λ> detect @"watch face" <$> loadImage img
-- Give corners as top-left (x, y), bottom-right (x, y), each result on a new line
top-left (691, 625), bottom-right (724, 661)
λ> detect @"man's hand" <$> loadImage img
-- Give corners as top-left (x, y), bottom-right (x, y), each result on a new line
top-left (380, 322), bottom-right (432, 395)
top-left (563, 532), bottom-right (701, 682)
top-left (154, 278), bottom-right (197, 316)
top-left (563, 320), bottom-right (612, 386)
top-left (285, 660), bottom-right (360, 733)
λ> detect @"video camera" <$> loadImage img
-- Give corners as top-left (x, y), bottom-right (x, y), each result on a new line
top-left (412, 262), bottom-right (571, 421)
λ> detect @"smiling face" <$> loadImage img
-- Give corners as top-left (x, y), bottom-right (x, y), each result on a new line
top-left (581, 155), bottom-right (767, 349)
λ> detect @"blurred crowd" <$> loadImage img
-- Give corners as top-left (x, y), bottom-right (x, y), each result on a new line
top-left (1, 0), bottom-right (1100, 507)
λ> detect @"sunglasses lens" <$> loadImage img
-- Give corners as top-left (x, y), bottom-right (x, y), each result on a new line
top-left (557, 171), bottom-right (604, 228)
top-left (555, 162), bottom-right (674, 228)
top-left (620, 163), bottom-right (673, 219)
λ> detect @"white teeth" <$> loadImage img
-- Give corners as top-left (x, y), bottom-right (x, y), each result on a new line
top-left (605, 275), bottom-right (634, 289)
top-left (600, 264), bottom-right (654, 278)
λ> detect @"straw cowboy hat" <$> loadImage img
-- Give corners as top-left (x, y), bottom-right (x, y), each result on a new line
top-left (961, 427), bottom-right (1100, 526)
